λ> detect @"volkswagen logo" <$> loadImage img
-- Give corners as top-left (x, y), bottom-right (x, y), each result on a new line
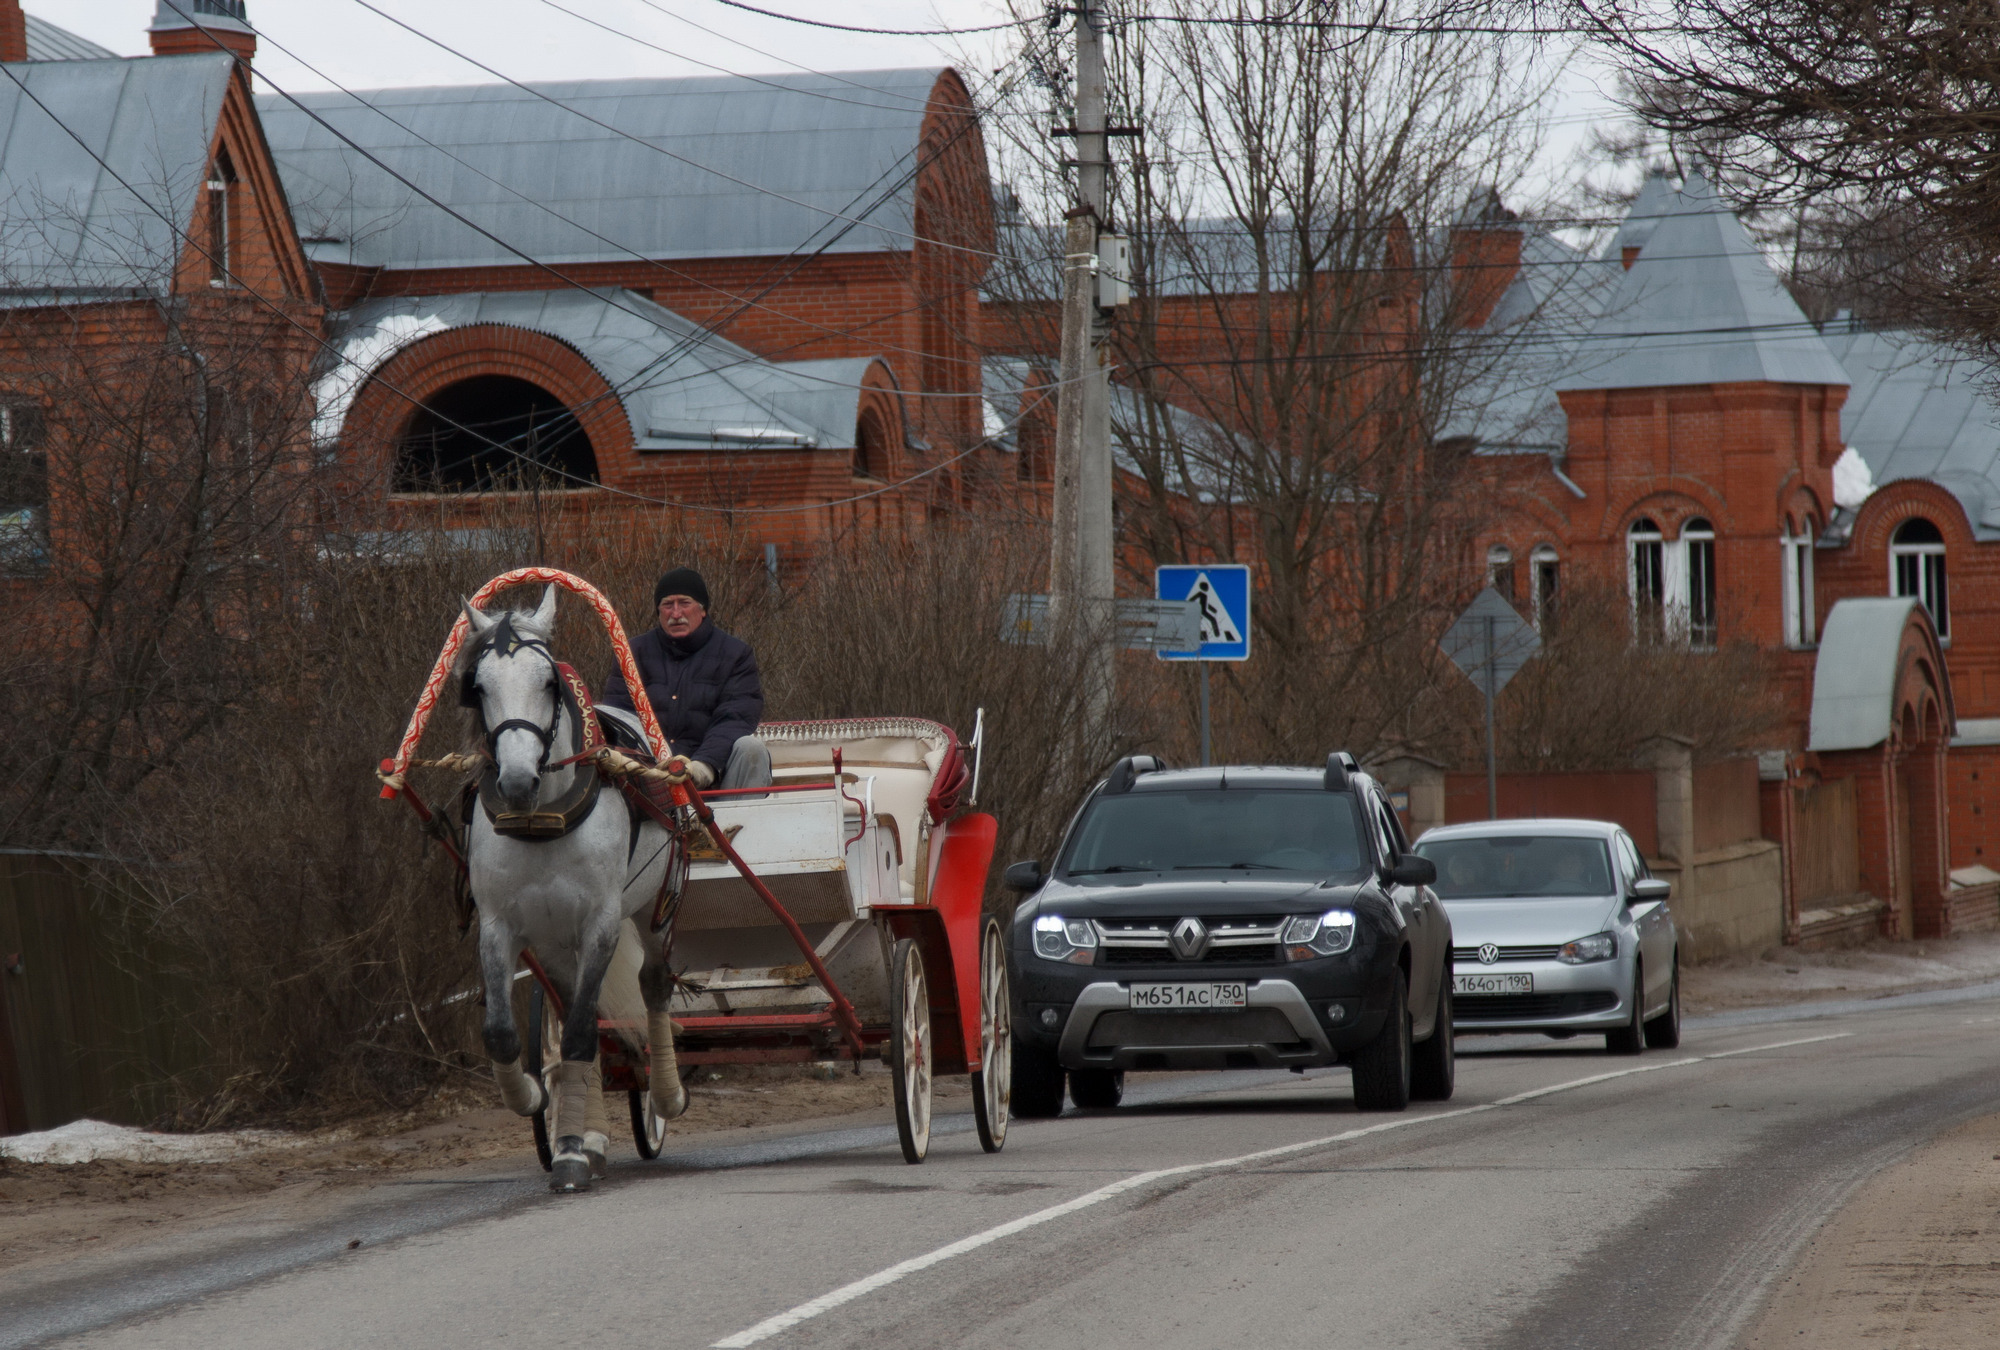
top-left (1170, 916), bottom-right (1210, 961)
top-left (1477, 943), bottom-right (1500, 965)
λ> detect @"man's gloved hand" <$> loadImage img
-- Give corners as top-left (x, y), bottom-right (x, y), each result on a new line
top-left (684, 759), bottom-right (717, 789)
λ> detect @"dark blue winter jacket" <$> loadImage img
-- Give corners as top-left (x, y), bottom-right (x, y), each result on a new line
top-left (601, 619), bottom-right (763, 773)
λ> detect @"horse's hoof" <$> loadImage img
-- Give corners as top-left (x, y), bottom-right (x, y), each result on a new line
top-left (550, 1138), bottom-right (592, 1193)
top-left (584, 1130), bottom-right (609, 1180)
top-left (651, 1084), bottom-right (689, 1121)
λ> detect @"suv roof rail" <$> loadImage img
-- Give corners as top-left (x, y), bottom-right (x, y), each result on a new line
top-left (1324, 751), bottom-right (1358, 792)
top-left (1102, 754), bottom-right (1169, 795)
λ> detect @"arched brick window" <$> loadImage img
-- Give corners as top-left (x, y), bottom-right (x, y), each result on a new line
top-left (1781, 514), bottom-right (1817, 648)
top-left (1485, 543), bottom-right (1515, 601)
top-left (1531, 544), bottom-right (1559, 627)
top-left (1682, 517), bottom-right (1717, 648)
top-left (395, 375), bottom-right (597, 492)
top-left (1629, 518), bottom-right (1664, 638)
top-left (856, 408), bottom-right (889, 480)
top-left (1891, 516), bottom-right (1949, 639)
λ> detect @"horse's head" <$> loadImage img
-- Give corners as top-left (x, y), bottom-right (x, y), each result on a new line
top-left (459, 585), bottom-right (562, 813)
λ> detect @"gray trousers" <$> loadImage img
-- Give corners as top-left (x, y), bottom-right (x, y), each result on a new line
top-left (719, 735), bottom-right (773, 790)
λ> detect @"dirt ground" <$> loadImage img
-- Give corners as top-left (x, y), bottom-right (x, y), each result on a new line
top-left (1743, 1109), bottom-right (2000, 1349)
top-left (0, 1061), bottom-right (970, 1278)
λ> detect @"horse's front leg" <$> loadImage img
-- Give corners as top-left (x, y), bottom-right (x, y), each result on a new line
top-left (548, 909), bottom-right (621, 1193)
top-left (478, 916), bottom-right (545, 1118)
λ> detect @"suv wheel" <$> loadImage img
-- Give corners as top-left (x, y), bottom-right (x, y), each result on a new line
top-left (1351, 969), bottom-right (1412, 1111)
top-left (1068, 1067), bottom-right (1123, 1109)
top-left (1409, 970), bottom-right (1455, 1101)
top-left (1643, 955), bottom-right (1682, 1049)
top-left (1606, 960), bottom-right (1645, 1055)
top-left (1011, 1036), bottom-right (1066, 1118)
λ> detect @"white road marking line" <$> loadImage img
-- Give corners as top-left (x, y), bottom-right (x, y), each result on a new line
top-left (709, 1031), bottom-right (1855, 1348)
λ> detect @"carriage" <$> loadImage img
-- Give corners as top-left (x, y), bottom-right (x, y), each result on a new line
top-left (381, 569), bottom-right (1011, 1171)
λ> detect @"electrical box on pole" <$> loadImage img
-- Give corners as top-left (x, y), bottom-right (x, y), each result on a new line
top-left (1097, 234), bottom-right (1131, 308)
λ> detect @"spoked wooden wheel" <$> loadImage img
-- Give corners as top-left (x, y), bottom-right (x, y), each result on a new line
top-left (888, 937), bottom-right (933, 1164)
top-left (971, 919), bottom-right (1010, 1153)
top-left (526, 985), bottom-right (554, 1173)
top-left (629, 1089), bottom-right (667, 1159)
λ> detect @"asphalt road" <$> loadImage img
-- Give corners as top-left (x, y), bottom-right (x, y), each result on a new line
top-left (14, 982), bottom-right (2000, 1350)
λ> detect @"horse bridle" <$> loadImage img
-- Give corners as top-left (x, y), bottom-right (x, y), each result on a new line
top-left (459, 615), bottom-right (565, 775)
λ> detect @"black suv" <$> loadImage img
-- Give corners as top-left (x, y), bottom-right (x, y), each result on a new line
top-left (1006, 754), bottom-right (1454, 1115)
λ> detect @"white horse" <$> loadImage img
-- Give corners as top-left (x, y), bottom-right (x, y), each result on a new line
top-left (459, 586), bottom-right (687, 1192)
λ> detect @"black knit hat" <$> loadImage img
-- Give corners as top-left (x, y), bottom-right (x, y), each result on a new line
top-left (654, 567), bottom-right (710, 609)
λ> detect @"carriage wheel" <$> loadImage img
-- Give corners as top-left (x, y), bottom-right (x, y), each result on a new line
top-left (525, 985), bottom-right (554, 1173)
top-left (888, 937), bottom-right (933, 1164)
top-left (971, 919), bottom-right (1010, 1154)
top-left (629, 1089), bottom-right (667, 1159)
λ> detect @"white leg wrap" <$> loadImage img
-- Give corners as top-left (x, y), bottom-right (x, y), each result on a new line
top-left (584, 1057), bottom-right (610, 1138)
top-left (550, 1059), bottom-right (592, 1142)
top-left (649, 1009), bottom-right (689, 1119)
top-left (493, 1056), bottom-right (545, 1117)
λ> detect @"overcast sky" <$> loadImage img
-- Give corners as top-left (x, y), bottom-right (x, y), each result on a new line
top-left (46, 1), bottom-right (1628, 218)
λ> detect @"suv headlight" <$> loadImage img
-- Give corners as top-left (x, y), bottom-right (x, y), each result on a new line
top-left (1033, 914), bottom-right (1098, 965)
top-left (1281, 909), bottom-right (1356, 960)
top-left (1558, 931), bottom-right (1618, 964)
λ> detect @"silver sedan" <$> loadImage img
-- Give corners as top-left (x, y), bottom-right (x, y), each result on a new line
top-left (1413, 818), bottom-right (1679, 1053)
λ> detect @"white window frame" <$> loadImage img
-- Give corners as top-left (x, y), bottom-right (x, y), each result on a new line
top-left (1682, 518), bottom-right (1716, 649)
top-left (1628, 519), bottom-right (1665, 638)
top-left (1781, 519), bottom-right (1817, 648)
top-left (1531, 543), bottom-right (1559, 628)
top-left (1890, 519), bottom-right (1949, 641)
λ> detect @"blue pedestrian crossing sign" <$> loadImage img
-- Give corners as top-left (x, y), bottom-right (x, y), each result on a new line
top-left (1155, 564), bottom-right (1251, 661)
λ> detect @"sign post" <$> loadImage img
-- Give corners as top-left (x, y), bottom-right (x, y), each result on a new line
top-left (1440, 587), bottom-right (1541, 819)
top-left (1155, 565), bottom-right (1252, 766)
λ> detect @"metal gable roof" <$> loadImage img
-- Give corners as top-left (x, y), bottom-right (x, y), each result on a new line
top-left (1825, 326), bottom-right (2000, 539)
top-left (1808, 597), bottom-right (1924, 751)
top-left (23, 16), bottom-right (118, 62)
top-left (324, 288), bottom-right (879, 454)
top-left (0, 52), bottom-right (232, 297)
top-left (256, 68), bottom-right (953, 271)
top-left (1557, 170), bottom-right (1850, 392)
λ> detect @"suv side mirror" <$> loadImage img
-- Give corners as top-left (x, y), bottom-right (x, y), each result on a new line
top-left (1388, 853), bottom-right (1436, 887)
top-left (1631, 877), bottom-right (1671, 902)
top-left (1003, 859), bottom-right (1045, 892)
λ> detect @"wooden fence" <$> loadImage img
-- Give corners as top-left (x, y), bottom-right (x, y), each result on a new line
top-left (0, 852), bottom-right (207, 1135)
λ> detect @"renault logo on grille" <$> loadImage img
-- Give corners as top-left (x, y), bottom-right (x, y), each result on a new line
top-left (1477, 943), bottom-right (1500, 965)
top-left (1170, 917), bottom-right (1210, 960)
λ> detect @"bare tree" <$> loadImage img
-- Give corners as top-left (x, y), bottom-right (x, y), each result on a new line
top-left (981, 0), bottom-right (1568, 761)
top-left (1575, 0), bottom-right (2000, 354)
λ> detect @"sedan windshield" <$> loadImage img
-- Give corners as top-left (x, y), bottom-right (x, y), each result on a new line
top-left (1415, 835), bottom-right (1614, 898)
top-left (1062, 789), bottom-right (1368, 876)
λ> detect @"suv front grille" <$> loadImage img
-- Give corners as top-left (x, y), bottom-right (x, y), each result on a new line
top-left (1094, 917), bottom-right (1284, 966)
top-left (1454, 991), bottom-right (1619, 1020)
top-left (1452, 944), bottom-right (1563, 963)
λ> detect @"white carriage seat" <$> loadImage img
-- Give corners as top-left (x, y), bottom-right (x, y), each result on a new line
top-left (760, 719), bottom-right (955, 902)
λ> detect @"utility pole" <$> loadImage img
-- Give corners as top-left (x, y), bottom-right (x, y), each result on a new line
top-left (1050, 0), bottom-right (1115, 742)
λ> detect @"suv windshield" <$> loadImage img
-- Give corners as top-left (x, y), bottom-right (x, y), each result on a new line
top-left (1061, 789), bottom-right (1368, 876)
top-left (1415, 835), bottom-right (1614, 898)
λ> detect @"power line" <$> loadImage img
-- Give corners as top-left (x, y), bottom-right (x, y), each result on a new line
top-left (347, 0), bottom-right (998, 261)
top-left (707, 0), bottom-right (1032, 37)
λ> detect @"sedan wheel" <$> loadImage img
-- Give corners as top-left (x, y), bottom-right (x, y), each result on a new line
top-left (1605, 960), bottom-right (1645, 1056)
top-left (1644, 955), bottom-right (1682, 1049)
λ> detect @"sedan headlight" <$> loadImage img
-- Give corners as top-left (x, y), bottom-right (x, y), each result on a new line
top-left (1558, 931), bottom-right (1618, 964)
top-left (1281, 908), bottom-right (1357, 960)
top-left (1033, 914), bottom-right (1098, 965)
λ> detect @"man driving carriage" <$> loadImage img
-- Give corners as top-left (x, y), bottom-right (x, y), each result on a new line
top-left (601, 567), bottom-right (773, 790)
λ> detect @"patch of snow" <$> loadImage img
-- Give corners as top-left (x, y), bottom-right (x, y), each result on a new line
top-left (0, 1118), bottom-right (298, 1165)
top-left (311, 313), bottom-right (452, 446)
top-left (1833, 445), bottom-right (1876, 509)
